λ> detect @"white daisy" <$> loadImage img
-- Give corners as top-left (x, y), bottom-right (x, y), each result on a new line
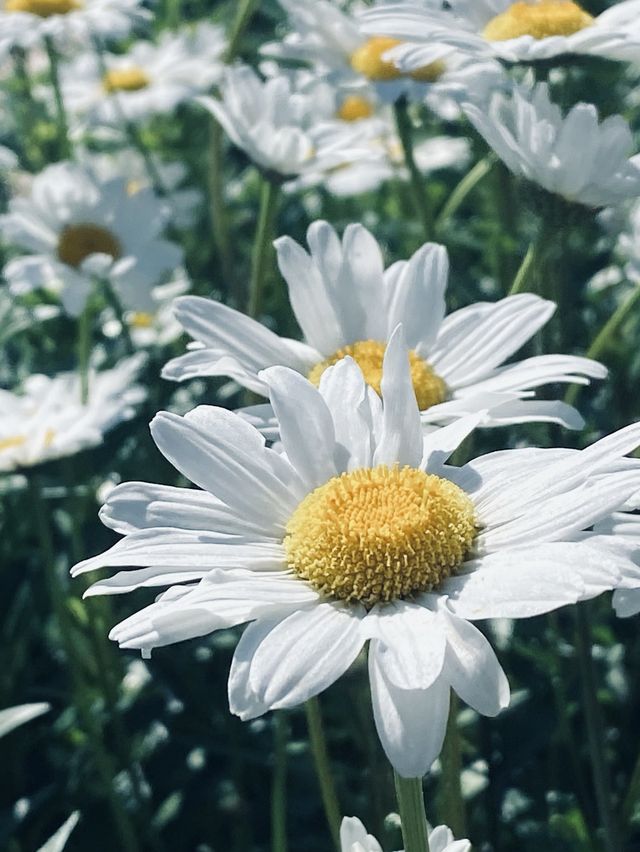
top-left (0, 702), bottom-right (49, 738)
top-left (340, 816), bottom-right (470, 852)
top-left (585, 514), bottom-right (640, 618)
top-left (163, 220), bottom-right (605, 430)
top-left (463, 81), bottom-right (640, 209)
top-left (0, 354), bottom-right (146, 472)
top-left (196, 65), bottom-right (381, 179)
top-left (0, 0), bottom-right (148, 58)
top-left (60, 23), bottom-right (227, 127)
top-left (360, 0), bottom-right (640, 67)
top-left (262, 0), bottom-right (505, 105)
top-left (73, 329), bottom-right (640, 777)
top-left (0, 160), bottom-right (183, 317)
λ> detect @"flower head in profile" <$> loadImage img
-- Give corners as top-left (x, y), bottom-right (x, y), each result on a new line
top-left (463, 81), bottom-right (640, 209)
top-left (361, 0), bottom-right (640, 67)
top-left (262, 0), bottom-right (506, 105)
top-left (0, 161), bottom-right (183, 317)
top-left (0, 355), bottom-right (146, 472)
top-left (60, 24), bottom-right (226, 127)
top-left (164, 220), bottom-right (605, 431)
top-left (74, 330), bottom-right (640, 777)
top-left (341, 816), bottom-right (470, 852)
top-left (0, 0), bottom-right (148, 57)
top-left (197, 66), bottom-right (381, 179)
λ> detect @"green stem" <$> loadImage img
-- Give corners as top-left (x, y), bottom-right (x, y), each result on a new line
top-left (623, 747), bottom-right (640, 828)
top-left (394, 772), bottom-right (431, 852)
top-left (394, 97), bottom-right (433, 241)
top-left (44, 36), bottom-right (71, 159)
top-left (574, 604), bottom-right (619, 852)
top-left (565, 285), bottom-right (640, 408)
top-left (508, 241), bottom-right (537, 296)
top-left (304, 697), bottom-right (341, 851)
top-left (271, 713), bottom-right (288, 852)
top-left (11, 48), bottom-right (39, 170)
top-left (438, 694), bottom-right (466, 837)
top-left (29, 476), bottom-right (141, 852)
top-left (225, 0), bottom-right (259, 60)
top-left (77, 303), bottom-right (91, 405)
top-left (435, 154), bottom-right (496, 235)
top-left (248, 177), bottom-right (280, 320)
top-left (207, 118), bottom-right (240, 304)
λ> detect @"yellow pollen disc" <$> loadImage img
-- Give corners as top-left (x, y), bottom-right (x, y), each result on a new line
top-left (103, 67), bottom-right (150, 93)
top-left (57, 223), bottom-right (122, 269)
top-left (285, 465), bottom-right (476, 606)
top-left (482, 0), bottom-right (594, 41)
top-left (129, 311), bottom-right (154, 328)
top-left (5, 0), bottom-right (81, 16)
top-left (308, 340), bottom-right (447, 412)
top-left (337, 95), bottom-right (375, 122)
top-left (350, 36), bottom-right (445, 83)
top-left (0, 435), bottom-right (26, 452)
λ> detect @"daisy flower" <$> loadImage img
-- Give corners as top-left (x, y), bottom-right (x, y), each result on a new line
top-left (0, 702), bottom-right (49, 738)
top-left (341, 816), bottom-right (469, 852)
top-left (463, 81), bottom-right (640, 209)
top-left (163, 220), bottom-right (605, 430)
top-left (0, 160), bottom-right (183, 317)
top-left (262, 0), bottom-right (505, 105)
top-left (197, 65), bottom-right (382, 180)
top-left (586, 514), bottom-right (640, 619)
top-left (360, 0), bottom-right (640, 67)
top-left (0, 0), bottom-right (148, 58)
top-left (0, 354), bottom-right (146, 473)
top-left (60, 23), bottom-right (227, 127)
top-left (73, 329), bottom-right (640, 777)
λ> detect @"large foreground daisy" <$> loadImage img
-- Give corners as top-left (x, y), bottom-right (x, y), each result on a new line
top-left (74, 330), bottom-right (640, 777)
top-left (361, 0), bottom-right (640, 67)
top-left (164, 220), bottom-right (605, 430)
top-left (341, 816), bottom-right (469, 852)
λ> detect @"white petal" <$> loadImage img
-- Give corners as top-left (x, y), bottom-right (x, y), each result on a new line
top-left (421, 414), bottom-right (483, 474)
top-left (318, 357), bottom-right (376, 472)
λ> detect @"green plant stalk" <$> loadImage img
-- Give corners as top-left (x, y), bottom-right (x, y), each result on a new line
top-left (565, 285), bottom-right (640, 408)
top-left (44, 36), bottom-right (71, 159)
top-left (226, 0), bottom-right (259, 60)
top-left (438, 694), bottom-right (466, 837)
top-left (508, 241), bottom-right (537, 296)
top-left (29, 476), bottom-right (141, 852)
top-left (622, 746), bottom-right (640, 828)
top-left (271, 713), bottom-right (288, 852)
top-left (77, 303), bottom-right (91, 405)
top-left (394, 772), bottom-right (431, 852)
top-left (207, 119), bottom-right (240, 303)
top-left (394, 97), bottom-right (433, 241)
top-left (11, 49), bottom-right (39, 170)
top-left (435, 154), bottom-right (496, 234)
top-left (304, 696), bottom-right (341, 851)
top-left (248, 177), bottom-right (280, 320)
top-left (574, 604), bottom-right (620, 852)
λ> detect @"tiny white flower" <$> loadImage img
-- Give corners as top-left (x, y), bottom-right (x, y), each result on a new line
top-left (360, 0), bottom-right (640, 67)
top-left (0, 355), bottom-right (146, 472)
top-left (340, 816), bottom-right (470, 852)
top-left (197, 65), bottom-right (382, 179)
top-left (0, 161), bottom-right (183, 316)
top-left (0, 0), bottom-right (149, 58)
top-left (164, 220), bottom-right (605, 431)
top-left (60, 24), bottom-right (227, 126)
top-left (463, 81), bottom-right (640, 209)
top-left (73, 330), bottom-right (639, 777)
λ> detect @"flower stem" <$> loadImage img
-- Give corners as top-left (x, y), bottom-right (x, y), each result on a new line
top-left (565, 285), bottom-right (640, 408)
top-left (271, 713), bottom-right (288, 852)
top-left (77, 303), bottom-right (91, 405)
top-left (435, 154), bottom-right (496, 235)
top-left (44, 36), bottom-right (71, 160)
top-left (394, 772), bottom-right (431, 852)
top-left (622, 746), bottom-right (640, 828)
top-left (438, 694), bottom-right (466, 837)
top-left (508, 241), bottom-right (537, 296)
top-left (29, 475), bottom-right (141, 852)
top-left (248, 177), bottom-right (280, 320)
top-left (304, 696), bottom-right (341, 851)
top-left (207, 119), bottom-right (240, 304)
top-left (226, 0), bottom-right (259, 59)
top-left (394, 97), bottom-right (433, 241)
top-left (574, 603), bottom-right (620, 852)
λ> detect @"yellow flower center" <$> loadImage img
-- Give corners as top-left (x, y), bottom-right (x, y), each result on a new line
top-left (285, 465), bottom-right (476, 605)
top-left (128, 311), bottom-right (154, 328)
top-left (337, 95), bottom-right (375, 122)
top-left (482, 0), bottom-right (594, 41)
top-left (0, 435), bottom-right (26, 452)
top-left (5, 0), bottom-right (81, 16)
top-left (308, 340), bottom-right (447, 412)
top-left (103, 67), bottom-right (150, 93)
top-left (57, 223), bottom-right (122, 269)
top-left (350, 36), bottom-right (445, 83)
